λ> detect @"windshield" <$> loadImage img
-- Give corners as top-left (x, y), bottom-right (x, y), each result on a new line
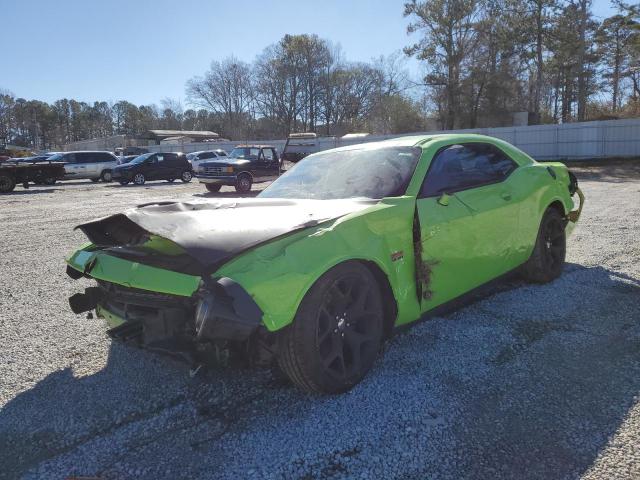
top-left (129, 153), bottom-right (153, 164)
top-left (229, 147), bottom-right (259, 159)
top-left (47, 153), bottom-right (64, 161)
top-left (259, 146), bottom-right (421, 200)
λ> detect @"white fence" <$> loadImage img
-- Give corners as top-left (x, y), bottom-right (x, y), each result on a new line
top-left (72, 117), bottom-right (640, 161)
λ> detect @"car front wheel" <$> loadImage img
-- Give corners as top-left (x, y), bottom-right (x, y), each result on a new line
top-left (235, 173), bottom-right (252, 193)
top-left (277, 262), bottom-right (384, 394)
top-left (133, 173), bottom-right (146, 185)
top-left (101, 170), bottom-right (112, 182)
top-left (522, 207), bottom-right (566, 283)
top-left (181, 171), bottom-right (193, 183)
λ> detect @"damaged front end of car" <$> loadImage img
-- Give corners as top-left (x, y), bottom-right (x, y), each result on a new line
top-left (65, 198), bottom-right (377, 367)
top-left (67, 256), bottom-right (271, 367)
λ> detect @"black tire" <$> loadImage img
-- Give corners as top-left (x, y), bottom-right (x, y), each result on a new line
top-left (522, 207), bottom-right (566, 283)
top-left (101, 170), bottom-right (113, 182)
top-left (277, 262), bottom-right (384, 394)
top-left (119, 180), bottom-right (129, 186)
top-left (133, 173), bottom-right (145, 185)
top-left (90, 178), bottom-right (100, 183)
top-left (43, 177), bottom-right (56, 186)
top-left (181, 170), bottom-right (193, 183)
top-left (0, 174), bottom-right (16, 193)
top-left (235, 173), bottom-right (252, 193)
top-left (205, 184), bottom-right (221, 193)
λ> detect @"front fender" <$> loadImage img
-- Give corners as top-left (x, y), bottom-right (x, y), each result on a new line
top-left (215, 197), bottom-right (421, 332)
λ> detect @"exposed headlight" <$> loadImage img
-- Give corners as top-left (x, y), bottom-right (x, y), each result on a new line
top-left (224, 166), bottom-right (234, 173)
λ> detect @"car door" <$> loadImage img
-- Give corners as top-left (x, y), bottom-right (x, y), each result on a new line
top-left (74, 152), bottom-right (91, 179)
top-left (416, 142), bottom-right (521, 312)
top-left (62, 153), bottom-right (78, 178)
top-left (142, 154), bottom-right (158, 179)
top-left (89, 152), bottom-right (107, 178)
top-left (260, 148), bottom-right (280, 179)
top-left (164, 154), bottom-right (181, 179)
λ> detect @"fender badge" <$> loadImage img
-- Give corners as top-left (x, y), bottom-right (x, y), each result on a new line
top-left (391, 251), bottom-right (404, 262)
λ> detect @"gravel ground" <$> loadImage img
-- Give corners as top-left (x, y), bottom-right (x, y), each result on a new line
top-left (0, 166), bottom-right (639, 480)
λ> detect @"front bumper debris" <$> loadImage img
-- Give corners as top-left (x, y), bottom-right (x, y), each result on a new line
top-left (67, 265), bottom-right (264, 363)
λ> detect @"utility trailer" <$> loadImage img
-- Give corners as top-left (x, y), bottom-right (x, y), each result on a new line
top-left (0, 161), bottom-right (66, 193)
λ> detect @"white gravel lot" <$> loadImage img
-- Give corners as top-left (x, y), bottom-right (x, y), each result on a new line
top-left (0, 165), bottom-right (639, 480)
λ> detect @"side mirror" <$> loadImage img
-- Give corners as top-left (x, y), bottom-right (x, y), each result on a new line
top-left (437, 192), bottom-right (450, 206)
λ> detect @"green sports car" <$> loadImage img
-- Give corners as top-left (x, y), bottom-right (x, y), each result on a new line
top-left (67, 134), bottom-right (583, 394)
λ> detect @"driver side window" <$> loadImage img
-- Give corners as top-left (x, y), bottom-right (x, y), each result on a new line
top-left (420, 143), bottom-right (517, 197)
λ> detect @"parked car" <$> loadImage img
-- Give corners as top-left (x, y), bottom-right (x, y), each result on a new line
top-left (112, 152), bottom-right (193, 185)
top-left (47, 151), bottom-right (118, 182)
top-left (196, 145), bottom-right (280, 193)
top-left (66, 134), bottom-right (584, 393)
top-left (117, 155), bottom-right (138, 165)
top-left (186, 149), bottom-right (228, 172)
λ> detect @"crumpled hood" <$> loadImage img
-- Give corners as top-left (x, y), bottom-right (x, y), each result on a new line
top-left (76, 197), bottom-right (377, 272)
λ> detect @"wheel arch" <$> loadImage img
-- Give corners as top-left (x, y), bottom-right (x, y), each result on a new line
top-left (357, 259), bottom-right (398, 339)
top-left (547, 199), bottom-right (567, 216)
top-left (237, 170), bottom-right (253, 181)
top-left (280, 257), bottom-right (398, 339)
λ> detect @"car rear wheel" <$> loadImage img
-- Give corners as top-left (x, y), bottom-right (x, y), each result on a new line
top-left (205, 184), bottom-right (221, 193)
top-left (235, 173), bottom-right (252, 193)
top-left (0, 174), bottom-right (16, 193)
top-left (101, 170), bottom-right (112, 182)
top-left (277, 262), bottom-right (384, 394)
top-left (181, 171), bottom-right (193, 183)
top-left (133, 173), bottom-right (145, 185)
top-left (522, 207), bottom-right (566, 283)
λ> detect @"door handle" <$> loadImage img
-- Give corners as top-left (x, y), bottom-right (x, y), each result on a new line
top-left (501, 192), bottom-right (512, 201)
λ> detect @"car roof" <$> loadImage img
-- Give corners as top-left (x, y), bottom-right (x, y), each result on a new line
top-left (234, 144), bottom-right (275, 149)
top-left (329, 133), bottom-right (519, 151)
top-left (62, 150), bottom-right (116, 154)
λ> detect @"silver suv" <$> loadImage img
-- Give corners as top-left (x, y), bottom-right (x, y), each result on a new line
top-left (186, 150), bottom-right (228, 173)
top-left (48, 151), bottom-right (118, 182)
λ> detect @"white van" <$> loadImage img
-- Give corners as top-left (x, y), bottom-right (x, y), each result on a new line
top-left (48, 151), bottom-right (119, 182)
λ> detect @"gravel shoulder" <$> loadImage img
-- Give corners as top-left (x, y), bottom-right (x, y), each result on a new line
top-left (0, 168), bottom-right (638, 480)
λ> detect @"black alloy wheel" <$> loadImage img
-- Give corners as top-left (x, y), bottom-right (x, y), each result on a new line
top-left (278, 262), bottom-right (384, 394)
top-left (522, 207), bottom-right (566, 283)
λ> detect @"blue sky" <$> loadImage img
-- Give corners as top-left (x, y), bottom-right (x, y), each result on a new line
top-left (1, 0), bottom-right (616, 107)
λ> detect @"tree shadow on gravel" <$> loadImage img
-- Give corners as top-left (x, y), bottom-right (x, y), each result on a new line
top-left (0, 264), bottom-right (638, 479)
